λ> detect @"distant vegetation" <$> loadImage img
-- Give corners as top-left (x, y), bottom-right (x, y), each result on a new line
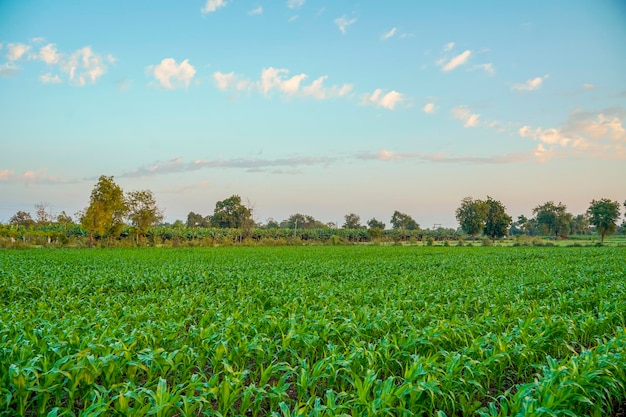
top-left (1, 175), bottom-right (625, 248)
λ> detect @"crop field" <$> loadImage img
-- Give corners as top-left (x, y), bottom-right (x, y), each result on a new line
top-left (1, 246), bottom-right (625, 416)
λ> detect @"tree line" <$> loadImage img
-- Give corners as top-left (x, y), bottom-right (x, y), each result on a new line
top-left (3, 175), bottom-right (626, 247)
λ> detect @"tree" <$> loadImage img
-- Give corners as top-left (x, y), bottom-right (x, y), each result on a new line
top-left (264, 218), bottom-right (280, 229)
top-left (569, 214), bottom-right (590, 235)
top-left (281, 214), bottom-right (326, 229)
top-left (80, 175), bottom-right (128, 247)
top-left (533, 201), bottom-right (571, 238)
top-left (483, 196), bottom-right (512, 241)
top-left (56, 211), bottom-right (73, 225)
top-left (587, 199), bottom-right (620, 243)
top-left (455, 197), bottom-right (488, 238)
top-left (127, 189), bottom-right (164, 243)
top-left (367, 218), bottom-right (386, 230)
top-left (35, 203), bottom-right (53, 225)
top-left (211, 195), bottom-right (251, 229)
top-left (343, 213), bottom-right (362, 229)
top-left (9, 211), bottom-right (35, 227)
top-left (390, 211), bottom-right (419, 230)
top-left (186, 211), bottom-right (206, 228)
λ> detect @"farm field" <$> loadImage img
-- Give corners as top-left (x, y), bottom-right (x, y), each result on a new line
top-left (1, 246), bottom-right (625, 416)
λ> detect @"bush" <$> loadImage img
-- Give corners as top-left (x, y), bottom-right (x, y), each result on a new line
top-left (481, 237), bottom-right (493, 247)
top-left (426, 237), bottom-right (435, 246)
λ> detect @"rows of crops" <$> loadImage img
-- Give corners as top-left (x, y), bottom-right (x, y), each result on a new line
top-left (1, 246), bottom-right (625, 416)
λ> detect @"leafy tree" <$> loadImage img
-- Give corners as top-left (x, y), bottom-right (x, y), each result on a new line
top-left (390, 211), bottom-right (419, 230)
top-left (80, 175), bottom-right (128, 247)
top-left (281, 214), bottom-right (326, 229)
top-left (186, 211), bottom-right (207, 228)
top-left (569, 214), bottom-right (590, 235)
top-left (367, 218), bottom-right (386, 230)
top-left (264, 218), bottom-right (280, 229)
top-left (587, 199), bottom-right (620, 243)
top-left (483, 196), bottom-right (512, 241)
top-left (211, 195), bottom-right (252, 229)
top-left (533, 201), bottom-right (571, 238)
top-left (455, 197), bottom-right (488, 238)
top-left (510, 214), bottom-right (530, 236)
top-left (127, 189), bottom-right (164, 243)
top-left (9, 211), bottom-right (35, 227)
top-left (343, 213), bottom-right (362, 229)
top-left (56, 211), bottom-right (73, 225)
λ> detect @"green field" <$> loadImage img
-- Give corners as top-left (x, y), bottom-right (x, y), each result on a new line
top-left (1, 246), bottom-right (625, 416)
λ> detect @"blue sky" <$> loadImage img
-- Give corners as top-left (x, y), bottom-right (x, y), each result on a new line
top-left (1, 0), bottom-right (625, 228)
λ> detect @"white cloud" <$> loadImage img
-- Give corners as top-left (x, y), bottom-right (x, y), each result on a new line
top-left (62, 47), bottom-right (110, 86)
top-left (571, 113), bottom-right (626, 142)
top-left (533, 144), bottom-right (556, 163)
top-left (335, 16), bottom-right (357, 34)
top-left (519, 126), bottom-right (571, 147)
top-left (443, 42), bottom-right (455, 52)
top-left (214, 71), bottom-right (252, 91)
top-left (0, 169), bottom-right (70, 184)
top-left (476, 63), bottom-right (495, 75)
top-left (441, 50), bottom-right (472, 71)
top-left (201, 0), bottom-right (227, 14)
top-left (40, 73), bottom-right (62, 84)
top-left (249, 6), bottom-right (263, 15)
top-left (287, 0), bottom-right (305, 8)
top-left (39, 43), bottom-right (60, 65)
top-left (518, 109), bottom-right (626, 161)
top-left (152, 58), bottom-right (196, 89)
top-left (512, 74), bottom-right (549, 91)
top-left (301, 76), bottom-right (352, 99)
top-left (258, 67), bottom-right (308, 95)
top-left (214, 67), bottom-right (353, 101)
top-left (0, 62), bottom-right (19, 77)
top-left (377, 148), bottom-right (394, 161)
top-left (423, 103), bottom-right (436, 114)
top-left (7, 43), bottom-right (30, 61)
top-left (0, 169), bottom-right (15, 181)
top-left (451, 106), bottom-right (480, 127)
top-left (361, 89), bottom-right (404, 110)
top-left (583, 83), bottom-right (596, 90)
top-left (381, 27), bottom-right (396, 40)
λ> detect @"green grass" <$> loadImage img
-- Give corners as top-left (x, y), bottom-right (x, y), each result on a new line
top-left (1, 246), bottom-right (625, 416)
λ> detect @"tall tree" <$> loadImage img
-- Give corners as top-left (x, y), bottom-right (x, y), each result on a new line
top-left (483, 196), bottom-right (512, 240)
top-left (390, 211), bottom-right (419, 230)
top-left (9, 211), bottom-right (35, 228)
top-left (211, 195), bottom-right (252, 229)
top-left (35, 203), bottom-right (53, 225)
top-left (455, 197), bottom-right (488, 238)
top-left (569, 214), bottom-right (590, 235)
top-left (343, 213), bottom-right (362, 229)
top-left (367, 218), bottom-right (386, 230)
top-left (281, 214), bottom-right (326, 229)
top-left (127, 189), bottom-right (164, 243)
top-left (80, 175), bottom-right (127, 247)
top-left (587, 199), bottom-right (620, 243)
top-left (186, 211), bottom-right (206, 228)
top-left (533, 201), bottom-right (571, 238)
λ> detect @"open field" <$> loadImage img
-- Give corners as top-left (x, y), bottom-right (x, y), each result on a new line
top-left (1, 246), bottom-right (625, 416)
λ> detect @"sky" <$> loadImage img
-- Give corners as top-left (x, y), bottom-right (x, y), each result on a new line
top-left (1, 0), bottom-right (625, 228)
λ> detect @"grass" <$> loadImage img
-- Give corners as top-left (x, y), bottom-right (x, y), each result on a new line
top-left (0, 246), bottom-right (625, 416)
